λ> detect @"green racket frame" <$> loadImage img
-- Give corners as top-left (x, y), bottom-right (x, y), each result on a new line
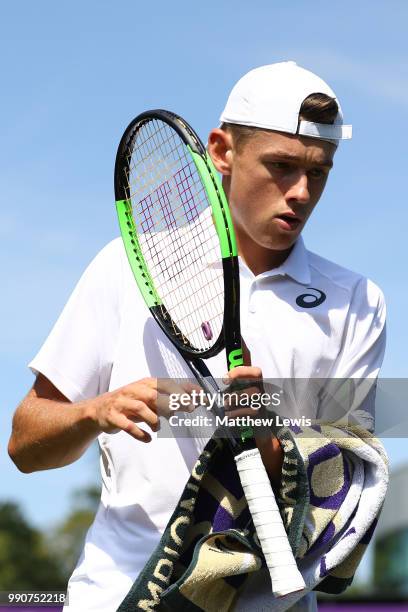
top-left (114, 109), bottom-right (243, 370)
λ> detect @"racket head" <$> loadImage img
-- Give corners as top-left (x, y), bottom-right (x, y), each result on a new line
top-left (114, 109), bottom-right (243, 364)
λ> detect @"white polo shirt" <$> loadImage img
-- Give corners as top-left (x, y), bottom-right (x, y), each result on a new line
top-left (29, 237), bottom-right (386, 611)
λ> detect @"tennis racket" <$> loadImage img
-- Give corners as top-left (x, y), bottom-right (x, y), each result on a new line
top-left (114, 109), bottom-right (305, 597)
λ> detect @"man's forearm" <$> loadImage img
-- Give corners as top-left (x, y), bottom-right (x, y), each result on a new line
top-left (8, 396), bottom-right (100, 473)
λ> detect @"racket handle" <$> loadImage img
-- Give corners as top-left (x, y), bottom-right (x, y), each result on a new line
top-left (235, 448), bottom-right (306, 597)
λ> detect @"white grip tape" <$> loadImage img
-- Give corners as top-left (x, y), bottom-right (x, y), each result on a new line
top-left (235, 448), bottom-right (305, 597)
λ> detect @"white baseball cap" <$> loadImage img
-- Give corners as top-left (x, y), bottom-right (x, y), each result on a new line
top-left (219, 61), bottom-right (352, 143)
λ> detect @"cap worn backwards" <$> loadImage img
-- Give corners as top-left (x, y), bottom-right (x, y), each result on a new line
top-left (219, 61), bottom-right (352, 144)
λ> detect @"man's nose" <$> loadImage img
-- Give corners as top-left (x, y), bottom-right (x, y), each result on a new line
top-left (285, 170), bottom-right (310, 204)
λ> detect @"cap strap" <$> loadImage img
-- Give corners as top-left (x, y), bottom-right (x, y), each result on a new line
top-left (298, 120), bottom-right (352, 140)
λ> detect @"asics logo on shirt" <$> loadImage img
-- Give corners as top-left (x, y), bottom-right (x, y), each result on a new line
top-left (296, 288), bottom-right (327, 309)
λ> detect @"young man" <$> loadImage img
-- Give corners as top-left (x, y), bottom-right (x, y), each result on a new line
top-left (9, 61), bottom-right (386, 611)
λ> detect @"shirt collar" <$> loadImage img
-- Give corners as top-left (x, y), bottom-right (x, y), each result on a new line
top-left (240, 236), bottom-right (311, 286)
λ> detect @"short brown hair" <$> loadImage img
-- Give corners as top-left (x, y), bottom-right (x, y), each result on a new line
top-left (221, 93), bottom-right (339, 151)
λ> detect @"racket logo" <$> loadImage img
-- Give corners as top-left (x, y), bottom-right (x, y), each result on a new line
top-left (296, 288), bottom-right (326, 309)
top-left (228, 348), bottom-right (244, 369)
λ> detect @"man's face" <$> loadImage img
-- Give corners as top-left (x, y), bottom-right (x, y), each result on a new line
top-left (209, 128), bottom-right (336, 264)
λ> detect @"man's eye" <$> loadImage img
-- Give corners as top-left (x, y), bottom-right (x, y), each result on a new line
top-left (308, 168), bottom-right (328, 179)
top-left (270, 162), bottom-right (290, 170)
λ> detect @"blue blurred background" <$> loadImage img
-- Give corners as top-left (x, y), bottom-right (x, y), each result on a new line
top-left (1, 0), bottom-right (407, 598)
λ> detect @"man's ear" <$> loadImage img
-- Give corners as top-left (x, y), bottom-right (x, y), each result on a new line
top-left (207, 128), bottom-right (233, 176)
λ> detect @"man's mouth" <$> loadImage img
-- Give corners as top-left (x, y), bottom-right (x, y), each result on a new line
top-left (274, 212), bottom-right (302, 231)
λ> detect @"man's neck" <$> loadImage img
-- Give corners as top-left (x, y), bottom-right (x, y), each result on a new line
top-left (237, 235), bottom-right (293, 276)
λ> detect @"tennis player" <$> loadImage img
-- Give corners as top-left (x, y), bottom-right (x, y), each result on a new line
top-left (9, 61), bottom-right (386, 611)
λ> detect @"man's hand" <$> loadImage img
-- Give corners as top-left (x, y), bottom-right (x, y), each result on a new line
top-left (87, 378), bottom-right (199, 443)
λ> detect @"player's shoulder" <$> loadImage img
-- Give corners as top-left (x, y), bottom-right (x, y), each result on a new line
top-left (84, 237), bottom-right (128, 278)
top-left (78, 237), bottom-right (129, 298)
top-left (306, 248), bottom-right (385, 307)
top-left (92, 236), bottom-right (127, 264)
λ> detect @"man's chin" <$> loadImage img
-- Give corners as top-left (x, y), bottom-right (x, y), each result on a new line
top-left (262, 231), bottom-right (300, 252)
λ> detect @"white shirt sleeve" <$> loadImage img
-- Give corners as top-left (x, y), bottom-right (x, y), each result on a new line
top-left (318, 277), bottom-right (386, 431)
top-left (29, 239), bottom-right (124, 402)
top-left (331, 277), bottom-right (386, 380)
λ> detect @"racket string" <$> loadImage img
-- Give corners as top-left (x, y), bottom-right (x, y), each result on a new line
top-left (125, 118), bottom-right (224, 351)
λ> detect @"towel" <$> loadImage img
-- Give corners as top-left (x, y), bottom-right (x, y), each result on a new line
top-left (117, 422), bottom-right (388, 611)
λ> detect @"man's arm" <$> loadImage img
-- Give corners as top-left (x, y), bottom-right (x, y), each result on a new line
top-left (8, 374), bottom-right (162, 473)
top-left (8, 375), bottom-right (99, 473)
